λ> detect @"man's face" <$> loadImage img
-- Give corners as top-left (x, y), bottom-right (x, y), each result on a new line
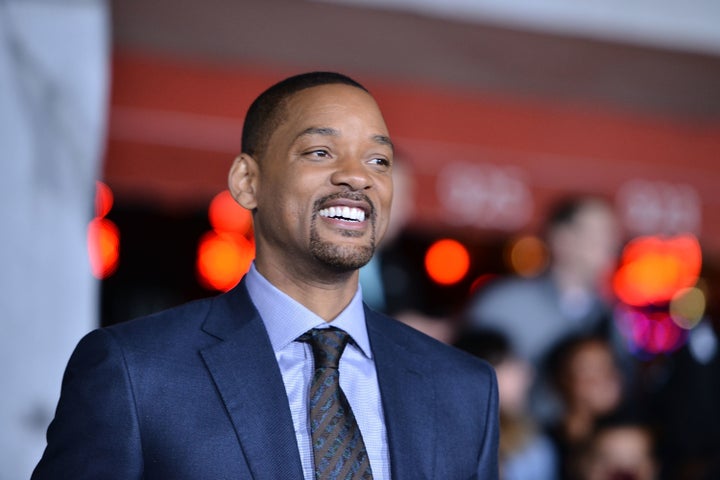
top-left (249, 84), bottom-right (394, 276)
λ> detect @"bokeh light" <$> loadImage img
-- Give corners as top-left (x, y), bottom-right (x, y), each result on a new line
top-left (613, 234), bottom-right (702, 306)
top-left (208, 190), bottom-right (253, 236)
top-left (469, 273), bottom-right (497, 296)
top-left (615, 304), bottom-right (687, 355)
top-left (425, 238), bottom-right (470, 285)
top-left (670, 285), bottom-right (706, 330)
top-left (88, 217), bottom-right (120, 279)
top-left (504, 234), bottom-right (548, 278)
top-left (88, 181), bottom-right (119, 279)
top-left (94, 180), bottom-right (114, 218)
top-left (196, 232), bottom-right (255, 292)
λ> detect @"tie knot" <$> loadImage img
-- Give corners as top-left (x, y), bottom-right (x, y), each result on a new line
top-left (299, 327), bottom-right (350, 369)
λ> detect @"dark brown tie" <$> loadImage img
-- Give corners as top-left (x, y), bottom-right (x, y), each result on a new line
top-left (299, 327), bottom-right (374, 479)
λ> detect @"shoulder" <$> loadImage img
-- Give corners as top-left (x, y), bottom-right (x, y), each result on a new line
top-left (83, 283), bottom-right (254, 359)
top-left (366, 308), bottom-right (496, 383)
top-left (105, 295), bottom-right (216, 344)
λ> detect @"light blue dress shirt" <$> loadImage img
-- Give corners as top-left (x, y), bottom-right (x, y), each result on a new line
top-left (244, 263), bottom-right (391, 480)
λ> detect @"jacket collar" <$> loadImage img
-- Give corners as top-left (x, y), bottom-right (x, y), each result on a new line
top-left (366, 308), bottom-right (437, 479)
top-left (199, 281), bottom-right (305, 479)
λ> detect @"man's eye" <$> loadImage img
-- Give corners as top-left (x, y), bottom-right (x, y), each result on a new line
top-left (370, 157), bottom-right (390, 167)
top-left (306, 149), bottom-right (330, 158)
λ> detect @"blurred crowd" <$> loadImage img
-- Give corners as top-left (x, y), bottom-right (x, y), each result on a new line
top-left (394, 195), bottom-right (720, 480)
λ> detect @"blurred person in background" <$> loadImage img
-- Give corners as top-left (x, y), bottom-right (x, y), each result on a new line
top-left (466, 195), bottom-right (621, 366)
top-left (456, 329), bottom-right (558, 480)
top-left (0, 2), bottom-right (109, 479)
top-left (545, 335), bottom-right (626, 480)
top-left (465, 195), bottom-right (623, 421)
top-left (578, 419), bottom-right (659, 480)
top-left (647, 314), bottom-right (720, 480)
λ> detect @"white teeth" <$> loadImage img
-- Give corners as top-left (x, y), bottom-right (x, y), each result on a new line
top-left (319, 206), bottom-right (366, 222)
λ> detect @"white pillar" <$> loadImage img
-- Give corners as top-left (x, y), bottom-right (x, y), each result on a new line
top-left (0, 1), bottom-right (109, 478)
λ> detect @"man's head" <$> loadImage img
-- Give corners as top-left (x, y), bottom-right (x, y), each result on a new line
top-left (581, 422), bottom-right (658, 480)
top-left (229, 72), bottom-right (394, 280)
top-left (544, 196), bottom-right (621, 288)
top-left (241, 72), bottom-right (369, 159)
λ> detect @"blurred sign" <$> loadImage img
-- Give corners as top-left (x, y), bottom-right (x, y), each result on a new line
top-left (435, 161), bottom-right (532, 230)
top-left (616, 179), bottom-right (702, 236)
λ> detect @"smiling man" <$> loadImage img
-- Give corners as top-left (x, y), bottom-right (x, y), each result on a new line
top-left (33, 72), bottom-right (499, 480)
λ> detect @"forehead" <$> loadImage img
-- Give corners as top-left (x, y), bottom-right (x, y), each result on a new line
top-left (281, 84), bottom-right (388, 133)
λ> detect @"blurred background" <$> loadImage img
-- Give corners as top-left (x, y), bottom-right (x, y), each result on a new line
top-left (2, 0), bottom-right (720, 478)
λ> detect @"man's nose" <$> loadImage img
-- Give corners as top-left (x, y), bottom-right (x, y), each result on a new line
top-left (330, 156), bottom-right (372, 190)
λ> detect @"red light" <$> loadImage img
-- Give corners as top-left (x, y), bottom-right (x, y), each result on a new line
top-left (425, 239), bottom-right (470, 285)
top-left (88, 182), bottom-right (119, 279)
top-left (208, 190), bottom-right (253, 236)
top-left (95, 181), bottom-right (113, 218)
top-left (196, 232), bottom-right (255, 292)
top-left (469, 274), bottom-right (497, 295)
top-left (613, 234), bottom-right (701, 306)
top-left (88, 217), bottom-right (120, 279)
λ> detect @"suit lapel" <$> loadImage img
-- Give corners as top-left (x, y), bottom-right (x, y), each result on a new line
top-left (200, 283), bottom-right (304, 480)
top-left (366, 310), bottom-right (437, 480)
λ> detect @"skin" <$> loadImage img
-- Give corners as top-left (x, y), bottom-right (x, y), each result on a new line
top-left (229, 83), bottom-right (394, 321)
top-left (585, 427), bottom-right (657, 480)
top-left (560, 340), bottom-right (623, 442)
top-left (550, 201), bottom-right (621, 293)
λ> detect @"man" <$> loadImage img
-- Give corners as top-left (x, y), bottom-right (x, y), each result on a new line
top-left (467, 196), bottom-right (621, 365)
top-left (33, 72), bottom-right (499, 479)
top-left (466, 196), bottom-right (621, 424)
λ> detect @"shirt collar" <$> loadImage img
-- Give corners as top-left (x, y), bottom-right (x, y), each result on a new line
top-left (244, 262), bottom-right (372, 359)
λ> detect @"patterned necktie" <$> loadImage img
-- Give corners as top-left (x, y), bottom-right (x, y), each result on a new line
top-left (299, 327), bottom-right (374, 480)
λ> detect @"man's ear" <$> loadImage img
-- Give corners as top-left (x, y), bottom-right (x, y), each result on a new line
top-left (228, 153), bottom-right (259, 210)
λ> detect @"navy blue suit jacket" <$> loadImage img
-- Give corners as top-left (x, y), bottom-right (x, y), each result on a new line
top-left (33, 281), bottom-right (499, 479)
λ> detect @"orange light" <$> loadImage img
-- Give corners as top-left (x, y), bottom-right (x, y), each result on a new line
top-left (88, 217), bottom-right (120, 279)
top-left (613, 234), bottom-right (702, 306)
top-left (425, 238), bottom-right (470, 285)
top-left (95, 181), bottom-right (113, 218)
top-left (208, 190), bottom-right (253, 236)
top-left (196, 231), bottom-right (255, 292)
top-left (504, 235), bottom-right (548, 278)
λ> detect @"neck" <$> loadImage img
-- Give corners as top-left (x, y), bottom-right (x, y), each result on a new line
top-left (255, 257), bottom-right (360, 322)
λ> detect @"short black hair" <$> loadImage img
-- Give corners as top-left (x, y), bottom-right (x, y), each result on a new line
top-left (241, 71), bottom-right (368, 158)
top-left (543, 195), bottom-right (611, 236)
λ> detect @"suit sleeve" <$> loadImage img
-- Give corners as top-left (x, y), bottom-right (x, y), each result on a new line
top-left (476, 365), bottom-right (500, 479)
top-left (32, 329), bottom-right (144, 479)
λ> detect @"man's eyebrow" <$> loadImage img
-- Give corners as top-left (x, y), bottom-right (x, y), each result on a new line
top-left (372, 134), bottom-right (394, 152)
top-left (295, 127), bottom-right (394, 152)
top-left (295, 127), bottom-right (339, 140)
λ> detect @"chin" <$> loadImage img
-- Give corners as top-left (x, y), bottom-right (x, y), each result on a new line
top-left (311, 242), bottom-right (375, 272)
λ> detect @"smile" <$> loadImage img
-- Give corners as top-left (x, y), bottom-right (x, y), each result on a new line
top-left (318, 206), bottom-right (366, 222)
